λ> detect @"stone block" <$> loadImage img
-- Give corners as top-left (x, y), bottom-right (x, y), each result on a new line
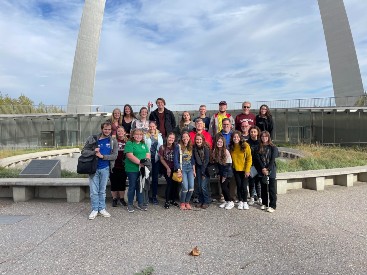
top-left (276, 179), bottom-right (288, 194)
top-left (335, 174), bottom-right (353, 187)
top-left (304, 177), bottom-right (325, 191)
top-left (358, 172), bottom-right (367, 182)
top-left (66, 186), bottom-right (86, 202)
top-left (13, 186), bottom-right (34, 202)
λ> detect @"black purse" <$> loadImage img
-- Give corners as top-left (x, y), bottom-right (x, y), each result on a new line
top-left (207, 163), bottom-right (219, 178)
top-left (77, 135), bottom-right (98, 174)
top-left (77, 155), bottom-right (98, 174)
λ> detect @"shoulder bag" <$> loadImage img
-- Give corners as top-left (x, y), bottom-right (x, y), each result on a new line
top-left (172, 144), bottom-right (183, 183)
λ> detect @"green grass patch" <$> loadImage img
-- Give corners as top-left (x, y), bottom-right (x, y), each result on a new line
top-left (0, 167), bottom-right (87, 178)
top-left (277, 144), bottom-right (367, 172)
top-left (0, 146), bottom-right (79, 159)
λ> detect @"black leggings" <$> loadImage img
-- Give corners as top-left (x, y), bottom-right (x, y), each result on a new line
top-left (233, 170), bottom-right (248, 202)
top-left (110, 167), bottom-right (127, 191)
top-left (220, 176), bottom-right (232, 202)
top-left (261, 177), bottom-right (277, 209)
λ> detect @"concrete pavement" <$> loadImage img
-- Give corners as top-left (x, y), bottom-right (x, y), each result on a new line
top-left (0, 183), bottom-right (366, 274)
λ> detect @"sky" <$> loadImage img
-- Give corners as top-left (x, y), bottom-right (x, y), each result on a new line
top-left (0, 0), bottom-right (366, 109)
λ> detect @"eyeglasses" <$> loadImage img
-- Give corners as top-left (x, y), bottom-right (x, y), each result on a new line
top-left (243, 106), bottom-right (250, 109)
top-left (222, 124), bottom-right (230, 126)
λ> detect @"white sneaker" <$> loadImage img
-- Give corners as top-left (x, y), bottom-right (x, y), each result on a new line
top-left (248, 197), bottom-right (255, 206)
top-left (88, 210), bottom-right (98, 220)
top-left (258, 198), bottom-right (262, 205)
top-left (99, 209), bottom-right (111, 218)
top-left (219, 201), bottom-right (228, 208)
top-left (225, 201), bottom-right (234, 210)
top-left (237, 201), bottom-right (244, 210)
top-left (243, 202), bottom-right (249, 210)
top-left (260, 205), bottom-right (266, 210)
top-left (267, 207), bottom-right (275, 213)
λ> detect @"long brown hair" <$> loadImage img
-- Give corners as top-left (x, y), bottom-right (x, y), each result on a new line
top-left (179, 131), bottom-right (193, 151)
top-left (249, 125), bottom-right (261, 140)
top-left (259, 131), bottom-right (275, 153)
top-left (258, 104), bottom-right (272, 118)
top-left (193, 133), bottom-right (209, 149)
top-left (229, 130), bottom-right (246, 152)
top-left (123, 104), bottom-right (137, 119)
top-left (179, 111), bottom-right (192, 129)
top-left (211, 135), bottom-right (227, 165)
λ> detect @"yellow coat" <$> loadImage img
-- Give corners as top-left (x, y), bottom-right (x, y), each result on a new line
top-left (231, 143), bottom-right (252, 173)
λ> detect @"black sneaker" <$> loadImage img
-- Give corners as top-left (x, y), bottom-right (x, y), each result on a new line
top-left (119, 199), bottom-right (127, 206)
top-left (112, 198), bottom-right (118, 207)
top-left (170, 201), bottom-right (179, 207)
top-left (164, 202), bottom-right (170, 209)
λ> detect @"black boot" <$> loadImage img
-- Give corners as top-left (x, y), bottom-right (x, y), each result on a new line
top-left (112, 198), bottom-right (118, 207)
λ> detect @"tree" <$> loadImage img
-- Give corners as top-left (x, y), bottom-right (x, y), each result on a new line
top-left (0, 92), bottom-right (65, 114)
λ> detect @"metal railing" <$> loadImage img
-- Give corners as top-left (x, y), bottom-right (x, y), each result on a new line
top-left (1, 95), bottom-right (366, 114)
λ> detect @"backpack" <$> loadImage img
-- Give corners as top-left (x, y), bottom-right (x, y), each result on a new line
top-left (77, 135), bottom-right (98, 174)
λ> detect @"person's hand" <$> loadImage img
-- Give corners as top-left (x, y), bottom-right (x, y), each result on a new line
top-left (262, 168), bottom-right (268, 176)
top-left (193, 171), bottom-right (196, 178)
top-left (166, 168), bottom-right (171, 176)
top-left (245, 172), bottom-right (250, 178)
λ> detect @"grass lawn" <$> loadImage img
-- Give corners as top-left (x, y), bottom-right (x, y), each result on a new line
top-left (1, 145), bottom-right (366, 177)
top-left (277, 144), bottom-right (367, 172)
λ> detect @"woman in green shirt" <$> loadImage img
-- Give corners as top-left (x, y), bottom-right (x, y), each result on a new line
top-left (125, 128), bottom-right (150, 213)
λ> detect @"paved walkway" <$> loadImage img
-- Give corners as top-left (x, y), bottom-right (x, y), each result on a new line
top-left (0, 183), bottom-right (366, 275)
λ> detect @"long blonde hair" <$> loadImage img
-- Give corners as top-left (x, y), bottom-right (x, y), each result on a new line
top-left (110, 108), bottom-right (123, 125)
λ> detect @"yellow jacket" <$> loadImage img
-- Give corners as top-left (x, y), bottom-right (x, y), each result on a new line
top-left (231, 143), bottom-right (252, 173)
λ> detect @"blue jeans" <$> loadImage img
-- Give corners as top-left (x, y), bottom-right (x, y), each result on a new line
top-left (196, 166), bottom-right (211, 204)
top-left (127, 172), bottom-right (143, 206)
top-left (150, 160), bottom-right (160, 199)
top-left (89, 166), bottom-right (110, 211)
top-left (180, 163), bottom-right (195, 203)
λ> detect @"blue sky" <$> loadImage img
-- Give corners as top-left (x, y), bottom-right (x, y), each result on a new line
top-left (0, 0), bottom-right (366, 108)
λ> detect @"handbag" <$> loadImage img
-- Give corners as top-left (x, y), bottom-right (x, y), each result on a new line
top-left (172, 144), bottom-right (183, 183)
top-left (77, 135), bottom-right (98, 174)
top-left (77, 154), bottom-right (98, 174)
top-left (207, 163), bottom-right (219, 178)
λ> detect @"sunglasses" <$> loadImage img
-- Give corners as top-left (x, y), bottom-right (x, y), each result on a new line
top-left (243, 106), bottom-right (250, 109)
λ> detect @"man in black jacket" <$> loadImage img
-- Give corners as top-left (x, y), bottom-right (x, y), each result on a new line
top-left (149, 98), bottom-right (176, 139)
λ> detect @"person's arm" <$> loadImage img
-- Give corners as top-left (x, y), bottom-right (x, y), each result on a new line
top-left (208, 115), bottom-right (215, 137)
top-left (101, 138), bottom-right (118, 161)
top-left (173, 145), bottom-right (180, 171)
top-left (244, 143), bottom-right (252, 177)
top-left (126, 153), bottom-right (141, 165)
top-left (171, 111), bottom-right (176, 129)
top-left (148, 111), bottom-right (155, 122)
top-left (268, 117), bottom-right (274, 138)
top-left (81, 135), bottom-right (98, 157)
top-left (202, 147), bottom-right (210, 177)
top-left (268, 146), bottom-right (278, 170)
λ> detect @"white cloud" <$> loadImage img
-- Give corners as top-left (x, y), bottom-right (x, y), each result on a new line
top-left (0, 0), bottom-right (365, 110)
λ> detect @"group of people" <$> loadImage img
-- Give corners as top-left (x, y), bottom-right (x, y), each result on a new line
top-left (81, 98), bottom-right (277, 220)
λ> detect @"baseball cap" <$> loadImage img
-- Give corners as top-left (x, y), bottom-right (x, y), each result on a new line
top-left (219, 101), bottom-right (227, 105)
